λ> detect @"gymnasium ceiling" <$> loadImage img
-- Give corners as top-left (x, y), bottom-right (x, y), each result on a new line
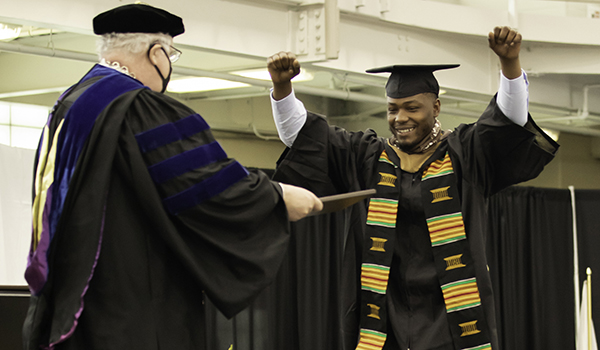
top-left (2, 0), bottom-right (600, 138)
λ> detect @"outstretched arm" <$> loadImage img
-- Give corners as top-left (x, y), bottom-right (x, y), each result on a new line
top-left (488, 26), bottom-right (527, 126)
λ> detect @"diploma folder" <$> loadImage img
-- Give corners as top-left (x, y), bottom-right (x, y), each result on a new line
top-left (308, 189), bottom-right (377, 216)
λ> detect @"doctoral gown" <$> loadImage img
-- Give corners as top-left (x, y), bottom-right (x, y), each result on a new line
top-left (272, 96), bottom-right (558, 350)
top-left (23, 65), bottom-right (290, 350)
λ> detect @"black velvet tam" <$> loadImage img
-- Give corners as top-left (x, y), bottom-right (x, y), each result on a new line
top-left (366, 64), bottom-right (459, 99)
top-left (93, 4), bottom-right (184, 37)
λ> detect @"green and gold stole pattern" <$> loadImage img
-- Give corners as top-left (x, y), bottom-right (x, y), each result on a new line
top-left (355, 145), bottom-right (492, 350)
top-left (356, 147), bottom-right (398, 350)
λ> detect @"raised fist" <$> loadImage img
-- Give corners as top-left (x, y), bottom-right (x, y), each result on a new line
top-left (488, 26), bottom-right (522, 61)
top-left (267, 51), bottom-right (301, 85)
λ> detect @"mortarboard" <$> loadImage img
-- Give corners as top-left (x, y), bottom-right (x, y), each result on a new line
top-left (93, 4), bottom-right (184, 37)
top-left (366, 64), bottom-right (459, 99)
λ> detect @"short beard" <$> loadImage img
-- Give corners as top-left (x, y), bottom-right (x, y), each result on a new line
top-left (390, 118), bottom-right (442, 154)
top-left (389, 128), bottom-right (414, 153)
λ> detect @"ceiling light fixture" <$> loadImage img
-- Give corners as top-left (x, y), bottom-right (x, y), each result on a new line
top-left (166, 68), bottom-right (315, 94)
top-left (0, 23), bottom-right (21, 41)
top-left (0, 86), bottom-right (70, 99)
top-left (232, 68), bottom-right (314, 82)
top-left (167, 77), bottom-right (250, 93)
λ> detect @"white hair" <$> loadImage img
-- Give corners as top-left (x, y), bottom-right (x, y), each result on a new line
top-left (96, 32), bottom-right (173, 59)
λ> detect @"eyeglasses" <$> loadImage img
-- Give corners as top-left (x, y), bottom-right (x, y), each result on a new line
top-left (149, 42), bottom-right (182, 63)
top-left (167, 45), bottom-right (182, 63)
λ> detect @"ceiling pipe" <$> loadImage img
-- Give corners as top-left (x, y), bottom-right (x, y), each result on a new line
top-left (537, 122), bottom-right (600, 138)
top-left (0, 41), bottom-right (384, 105)
top-left (0, 41), bottom-right (97, 62)
top-left (535, 84), bottom-right (600, 124)
top-left (447, 109), bottom-right (600, 138)
top-left (175, 66), bottom-right (385, 104)
top-left (1, 41), bottom-right (599, 137)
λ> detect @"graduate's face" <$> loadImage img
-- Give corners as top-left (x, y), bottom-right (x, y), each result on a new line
top-left (387, 93), bottom-right (440, 151)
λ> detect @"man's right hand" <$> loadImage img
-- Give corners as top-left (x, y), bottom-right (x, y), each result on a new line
top-left (279, 183), bottom-right (323, 222)
top-left (267, 51), bottom-right (301, 100)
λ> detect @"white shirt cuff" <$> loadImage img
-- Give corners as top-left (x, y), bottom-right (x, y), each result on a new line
top-left (270, 89), bottom-right (307, 147)
top-left (497, 69), bottom-right (529, 126)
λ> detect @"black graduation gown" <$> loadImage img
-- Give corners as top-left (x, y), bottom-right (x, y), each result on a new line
top-left (23, 65), bottom-right (290, 350)
top-left (273, 96), bottom-right (558, 350)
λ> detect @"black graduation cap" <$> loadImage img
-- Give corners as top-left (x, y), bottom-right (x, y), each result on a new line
top-left (366, 64), bottom-right (459, 99)
top-left (93, 4), bottom-right (184, 37)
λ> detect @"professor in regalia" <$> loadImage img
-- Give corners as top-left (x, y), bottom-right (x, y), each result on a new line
top-left (22, 4), bottom-right (322, 350)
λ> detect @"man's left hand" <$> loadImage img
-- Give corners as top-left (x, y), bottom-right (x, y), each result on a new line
top-left (488, 26), bottom-right (521, 61)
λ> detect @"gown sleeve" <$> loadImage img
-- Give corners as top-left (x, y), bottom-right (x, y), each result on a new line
top-left (274, 111), bottom-right (384, 196)
top-left (448, 94), bottom-right (559, 196)
top-left (123, 90), bottom-right (291, 318)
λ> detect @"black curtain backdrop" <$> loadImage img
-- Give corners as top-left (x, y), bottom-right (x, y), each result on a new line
top-left (205, 184), bottom-right (600, 350)
top-left (486, 187), bottom-right (575, 350)
top-left (205, 212), bottom-right (350, 350)
top-left (574, 190), bottom-right (600, 345)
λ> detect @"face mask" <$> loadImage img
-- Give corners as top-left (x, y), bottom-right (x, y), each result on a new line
top-left (148, 45), bottom-right (172, 93)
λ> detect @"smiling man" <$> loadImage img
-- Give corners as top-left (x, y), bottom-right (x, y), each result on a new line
top-left (268, 27), bottom-right (558, 350)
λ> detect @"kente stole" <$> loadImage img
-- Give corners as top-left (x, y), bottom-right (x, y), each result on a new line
top-left (356, 143), bottom-right (492, 350)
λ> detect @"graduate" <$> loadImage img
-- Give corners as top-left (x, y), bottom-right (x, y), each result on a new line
top-left (23, 4), bottom-right (322, 350)
top-left (268, 27), bottom-right (558, 350)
